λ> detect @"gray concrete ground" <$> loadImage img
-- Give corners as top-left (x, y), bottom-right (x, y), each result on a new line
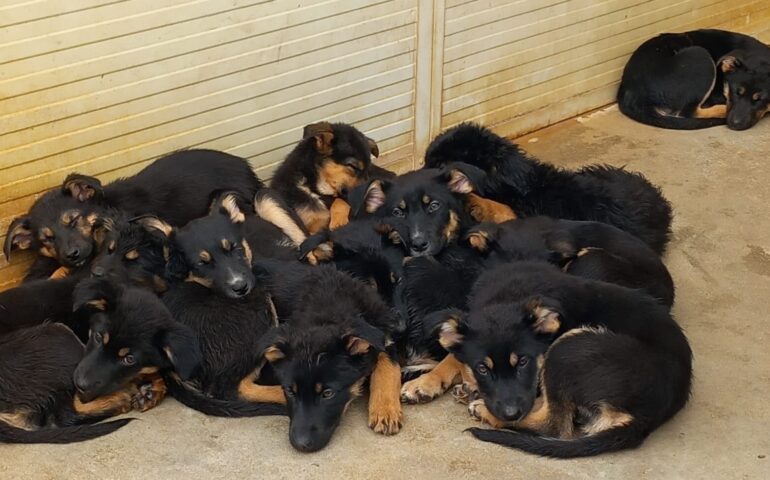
top-left (2, 106), bottom-right (769, 479)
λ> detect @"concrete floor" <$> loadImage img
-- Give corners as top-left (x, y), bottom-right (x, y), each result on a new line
top-left (2, 106), bottom-right (769, 479)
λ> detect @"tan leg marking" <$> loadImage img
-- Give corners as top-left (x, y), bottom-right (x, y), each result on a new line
top-left (73, 387), bottom-right (137, 416)
top-left (451, 365), bottom-right (480, 404)
top-left (297, 206), bottom-right (331, 235)
top-left (254, 196), bottom-right (307, 246)
top-left (582, 403), bottom-right (633, 435)
top-left (329, 198), bottom-right (351, 230)
top-left (694, 104), bottom-right (727, 119)
top-left (131, 372), bottom-right (167, 412)
top-left (468, 399), bottom-right (510, 429)
top-left (0, 410), bottom-right (33, 430)
top-left (49, 267), bottom-right (71, 280)
top-left (237, 380), bottom-right (287, 404)
top-left (368, 352), bottom-right (403, 435)
top-left (400, 354), bottom-right (462, 404)
top-left (466, 193), bottom-right (517, 223)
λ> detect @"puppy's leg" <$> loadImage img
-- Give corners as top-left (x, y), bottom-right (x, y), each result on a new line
top-left (466, 194), bottom-right (516, 223)
top-left (73, 385), bottom-right (138, 417)
top-left (237, 370), bottom-right (286, 404)
top-left (468, 399), bottom-right (511, 429)
top-left (0, 410), bottom-right (34, 430)
top-left (131, 372), bottom-right (167, 412)
top-left (368, 352), bottom-right (403, 435)
top-left (401, 354), bottom-right (462, 404)
top-left (49, 267), bottom-right (71, 280)
top-left (254, 191), bottom-right (308, 245)
top-left (694, 104), bottom-right (727, 118)
top-left (451, 365), bottom-right (481, 405)
top-left (329, 198), bottom-right (351, 230)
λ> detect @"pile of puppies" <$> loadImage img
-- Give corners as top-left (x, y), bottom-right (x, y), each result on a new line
top-left (0, 121), bottom-right (692, 458)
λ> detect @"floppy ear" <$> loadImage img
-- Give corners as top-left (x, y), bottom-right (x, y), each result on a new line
top-left (343, 318), bottom-right (386, 356)
top-left (442, 162), bottom-right (487, 195)
top-left (526, 297), bottom-right (563, 335)
top-left (719, 54), bottom-right (741, 73)
top-left (465, 224), bottom-right (496, 252)
top-left (160, 322), bottom-right (201, 380)
top-left (62, 173), bottom-right (104, 202)
top-left (73, 278), bottom-right (119, 313)
top-left (425, 309), bottom-right (467, 350)
top-left (303, 122), bottom-right (335, 156)
top-left (366, 136), bottom-right (380, 158)
top-left (4, 216), bottom-right (33, 259)
top-left (210, 192), bottom-right (246, 224)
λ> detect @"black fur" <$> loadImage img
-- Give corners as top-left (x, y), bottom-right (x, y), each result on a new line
top-left (423, 123), bottom-right (673, 254)
top-left (618, 29), bottom-right (770, 130)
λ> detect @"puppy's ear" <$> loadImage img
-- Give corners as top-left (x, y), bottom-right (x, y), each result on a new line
top-left (526, 297), bottom-right (563, 335)
top-left (465, 224), bottom-right (497, 252)
top-left (135, 216), bottom-right (175, 238)
top-left (4, 216), bottom-right (33, 260)
top-left (73, 278), bottom-right (118, 313)
top-left (303, 122), bottom-right (335, 156)
top-left (343, 318), bottom-right (386, 356)
top-left (210, 192), bottom-right (246, 224)
top-left (91, 217), bottom-right (115, 247)
top-left (441, 162), bottom-right (487, 195)
top-left (161, 323), bottom-right (201, 380)
top-left (425, 309), bottom-right (467, 350)
top-left (719, 54), bottom-right (741, 73)
top-left (259, 329), bottom-right (288, 364)
top-left (62, 173), bottom-right (103, 202)
top-left (366, 136), bottom-right (380, 158)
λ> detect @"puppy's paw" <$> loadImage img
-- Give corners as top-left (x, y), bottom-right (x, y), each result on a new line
top-left (368, 402), bottom-right (403, 436)
top-left (468, 399), bottom-right (507, 428)
top-left (131, 379), bottom-right (167, 412)
top-left (400, 373), bottom-right (446, 404)
top-left (451, 382), bottom-right (479, 405)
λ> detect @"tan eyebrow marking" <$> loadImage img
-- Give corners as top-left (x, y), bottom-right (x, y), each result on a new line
top-left (199, 250), bottom-right (211, 263)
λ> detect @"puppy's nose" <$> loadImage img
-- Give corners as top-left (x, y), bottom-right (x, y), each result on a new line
top-left (66, 248), bottom-right (81, 261)
top-left (410, 236), bottom-right (430, 253)
top-left (229, 278), bottom-right (250, 297)
top-left (91, 265), bottom-right (105, 277)
top-left (500, 404), bottom-right (521, 421)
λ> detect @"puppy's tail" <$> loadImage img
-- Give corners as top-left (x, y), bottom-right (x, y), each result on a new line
top-left (467, 423), bottom-right (646, 458)
top-left (166, 377), bottom-right (286, 418)
top-left (0, 419), bottom-right (132, 444)
top-left (617, 91), bottom-right (725, 130)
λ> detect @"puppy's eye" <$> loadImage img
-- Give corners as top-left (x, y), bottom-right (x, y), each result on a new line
top-left (122, 354), bottom-right (135, 366)
top-left (476, 364), bottom-right (489, 376)
top-left (427, 200), bottom-right (441, 213)
top-left (392, 207), bottom-right (405, 218)
top-left (321, 388), bottom-right (335, 399)
top-left (518, 356), bottom-right (529, 367)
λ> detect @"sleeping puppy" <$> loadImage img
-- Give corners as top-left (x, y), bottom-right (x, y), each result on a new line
top-left (5, 149), bottom-right (262, 279)
top-left (423, 123), bottom-right (673, 255)
top-left (254, 260), bottom-right (403, 452)
top-left (267, 122), bottom-right (380, 234)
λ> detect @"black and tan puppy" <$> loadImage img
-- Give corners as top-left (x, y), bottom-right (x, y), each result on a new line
top-left (71, 278), bottom-right (199, 415)
top-left (423, 123), bottom-right (673, 254)
top-left (0, 323), bottom-right (134, 444)
top-left (254, 261), bottom-right (403, 452)
top-left (5, 149), bottom-right (261, 278)
top-left (421, 262), bottom-right (692, 458)
top-left (466, 217), bottom-right (675, 307)
top-left (137, 194), bottom-right (293, 417)
top-left (618, 29), bottom-right (770, 130)
top-left (267, 122), bottom-right (380, 234)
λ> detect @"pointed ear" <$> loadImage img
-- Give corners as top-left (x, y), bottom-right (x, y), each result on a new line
top-left (719, 54), bottom-right (741, 73)
top-left (210, 192), bottom-right (246, 224)
top-left (4, 216), bottom-right (33, 260)
top-left (442, 162), bottom-right (487, 195)
top-left (526, 297), bottom-right (563, 335)
top-left (303, 122), bottom-right (335, 156)
top-left (363, 180), bottom-right (388, 214)
top-left (426, 310), bottom-right (467, 350)
top-left (366, 136), bottom-right (380, 158)
top-left (62, 173), bottom-right (103, 202)
top-left (161, 323), bottom-right (201, 380)
top-left (73, 278), bottom-right (118, 313)
top-left (343, 319), bottom-right (386, 356)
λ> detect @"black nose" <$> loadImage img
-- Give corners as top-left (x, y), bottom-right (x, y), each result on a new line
top-left (290, 429), bottom-right (324, 453)
top-left (91, 266), bottom-right (105, 277)
top-left (229, 279), bottom-right (249, 297)
top-left (411, 237), bottom-right (429, 253)
top-left (500, 404), bottom-right (521, 421)
top-left (66, 248), bottom-right (81, 261)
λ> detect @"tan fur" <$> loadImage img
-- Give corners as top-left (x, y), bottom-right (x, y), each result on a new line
top-left (124, 249), bottom-right (139, 260)
top-left (242, 239), bottom-right (253, 265)
top-left (0, 410), bottom-right (33, 430)
top-left (368, 352), bottom-right (403, 435)
top-left (73, 388), bottom-right (135, 416)
top-left (220, 194), bottom-right (246, 223)
top-left (264, 345), bottom-right (285, 363)
top-left (443, 210), bottom-right (460, 242)
top-left (186, 273), bottom-right (213, 288)
top-left (49, 267), bottom-right (71, 280)
top-left (255, 196), bottom-right (307, 245)
top-left (467, 230), bottom-right (489, 252)
top-left (400, 354), bottom-right (463, 403)
top-left (694, 104), bottom-right (727, 119)
top-left (466, 193), bottom-right (517, 223)
top-left (329, 198), bottom-right (351, 230)
top-left (582, 403), bottom-right (634, 435)
top-left (438, 317), bottom-right (464, 349)
top-left (237, 379), bottom-right (287, 404)
top-left (296, 205), bottom-right (331, 235)
top-left (317, 160), bottom-right (360, 197)
top-left (39, 245), bottom-right (57, 258)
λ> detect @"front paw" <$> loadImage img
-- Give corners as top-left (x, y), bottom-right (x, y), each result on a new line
top-left (368, 402), bottom-right (403, 436)
top-left (468, 399), bottom-right (507, 429)
top-left (400, 373), bottom-right (446, 404)
top-left (451, 382), bottom-right (479, 405)
top-left (131, 379), bottom-right (167, 412)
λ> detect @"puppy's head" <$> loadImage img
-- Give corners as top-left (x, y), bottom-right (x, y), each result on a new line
top-left (72, 278), bottom-right (201, 402)
top-left (88, 215), bottom-right (172, 292)
top-left (719, 50), bottom-right (770, 130)
top-left (260, 318), bottom-right (385, 452)
top-left (301, 122), bottom-right (379, 197)
top-left (428, 299), bottom-right (562, 422)
top-left (169, 193), bottom-right (256, 299)
top-left (4, 190), bottom-right (103, 268)
top-left (356, 165), bottom-right (482, 257)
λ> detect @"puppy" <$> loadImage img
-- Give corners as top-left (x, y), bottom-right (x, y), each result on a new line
top-left (268, 122), bottom-right (380, 234)
top-left (0, 323), bottom-right (133, 444)
top-left (423, 262), bottom-right (692, 457)
top-left (423, 123), bottom-right (673, 254)
top-left (618, 29), bottom-right (770, 130)
top-left (5, 149), bottom-right (262, 278)
top-left (255, 261), bottom-right (403, 452)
